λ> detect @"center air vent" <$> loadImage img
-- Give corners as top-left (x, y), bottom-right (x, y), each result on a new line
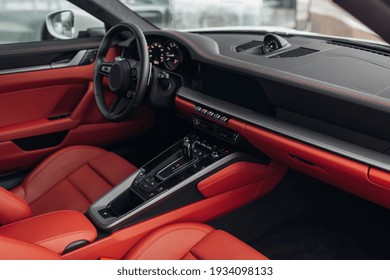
top-left (268, 47), bottom-right (319, 58)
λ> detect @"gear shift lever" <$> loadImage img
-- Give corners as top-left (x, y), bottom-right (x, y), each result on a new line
top-left (182, 137), bottom-right (192, 159)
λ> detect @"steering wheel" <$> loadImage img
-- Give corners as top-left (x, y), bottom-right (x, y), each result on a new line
top-left (94, 23), bottom-right (150, 122)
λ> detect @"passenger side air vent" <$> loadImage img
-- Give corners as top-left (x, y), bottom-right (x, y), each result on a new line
top-left (327, 41), bottom-right (390, 58)
top-left (268, 47), bottom-right (319, 58)
top-left (235, 40), bottom-right (262, 52)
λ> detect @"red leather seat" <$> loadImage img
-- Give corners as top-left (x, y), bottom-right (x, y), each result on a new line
top-left (0, 222), bottom-right (268, 260)
top-left (0, 146), bottom-right (137, 225)
top-left (125, 223), bottom-right (268, 260)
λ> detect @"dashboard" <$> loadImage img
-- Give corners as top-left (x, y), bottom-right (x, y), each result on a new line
top-left (120, 30), bottom-right (390, 182)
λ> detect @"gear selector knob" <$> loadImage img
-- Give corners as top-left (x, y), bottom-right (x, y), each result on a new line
top-left (182, 137), bottom-right (193, 159)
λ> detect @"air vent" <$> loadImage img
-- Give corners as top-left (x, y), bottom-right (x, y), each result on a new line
top-left (327, 41), bottom-right (390, 57)
top-left (235, 40), bottom-right (262, 52)
top-left (269, 47), bottom-right (319, 58)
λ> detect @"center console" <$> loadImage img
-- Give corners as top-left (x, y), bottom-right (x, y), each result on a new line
top-left (88, 131), bottom-right (261, 231)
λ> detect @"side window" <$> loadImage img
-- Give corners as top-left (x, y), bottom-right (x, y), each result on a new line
top-left (0, 0), bottom-right (105, 45)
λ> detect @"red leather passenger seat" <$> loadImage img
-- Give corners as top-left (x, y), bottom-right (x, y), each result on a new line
top-left (125, 223), bottom-right (267, 260)
top-left (0, 146), bottom-right (137, 225)
top-left (0, 222), bottom-right (267, 260)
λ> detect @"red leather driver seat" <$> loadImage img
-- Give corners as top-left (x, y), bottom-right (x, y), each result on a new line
top-left (0, 223), bottom-right (268, 260)
top-left (0, 146), bottom-right (137, 225)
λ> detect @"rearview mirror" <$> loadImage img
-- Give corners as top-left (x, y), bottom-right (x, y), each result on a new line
top-left (46, 10), bottom-right (75, 39)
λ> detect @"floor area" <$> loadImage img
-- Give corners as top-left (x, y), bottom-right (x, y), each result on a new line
top-left (210, 170), bottom-right (390, 260)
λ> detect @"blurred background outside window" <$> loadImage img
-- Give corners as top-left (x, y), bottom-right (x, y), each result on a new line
top-left (0, 0), bottom-right (384, 45)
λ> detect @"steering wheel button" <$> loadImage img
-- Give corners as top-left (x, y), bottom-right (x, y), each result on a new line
top-left (101, 66), bottom-right (111, 73)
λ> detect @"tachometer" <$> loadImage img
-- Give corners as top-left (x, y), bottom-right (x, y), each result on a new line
top-left (149, 42), bottom-right (164, 65)
top-left (164, 40), bottom-right (182, 71)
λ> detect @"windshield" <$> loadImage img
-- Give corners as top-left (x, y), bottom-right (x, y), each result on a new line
top-left (119, 0), bottom-right (386, 44)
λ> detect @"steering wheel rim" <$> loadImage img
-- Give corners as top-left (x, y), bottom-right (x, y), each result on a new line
top-left (94, 23), bottom-right (150, 122)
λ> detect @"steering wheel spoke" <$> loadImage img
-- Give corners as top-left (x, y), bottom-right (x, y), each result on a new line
top-left (98, 62), bottom-right (114, 77)
top-left (108, 96), bottom-right (131, 117)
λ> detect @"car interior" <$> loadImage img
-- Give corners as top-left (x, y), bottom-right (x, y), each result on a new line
top-left (0, 0), bottom-right (390, 260)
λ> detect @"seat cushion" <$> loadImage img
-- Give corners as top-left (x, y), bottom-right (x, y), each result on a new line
top-left (125, 222), bottom-right (268, 260)
top-left (11, 146), bottom-right (137, 216)
top-left (0, 236), bottom-right (61, 260)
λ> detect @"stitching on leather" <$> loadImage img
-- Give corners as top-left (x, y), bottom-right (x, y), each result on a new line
top-left (65, 178), bottom-right (93, 204)
top-left (23, 146), bottom-right (104, 186)
top-left (188, 229), bottom-right (217, 260)
top-left (24, 146), bottom-right (105, 203)
top-left (125, 226), bottom-right (212, 260)
top-left (181, 252), bottom-right (198, 260)
top-left (0, 210), bottom-right (74, 228)
top-left (164, 30), bottom-right (390, 108)
top-left (86, 162), bottom-right (114, 187)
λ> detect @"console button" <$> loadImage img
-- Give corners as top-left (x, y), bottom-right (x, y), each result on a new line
top-left (194, 105), bottom-right (202, 111)
top-left (156, 186), bottom-right (165, 193)
top-left (207, 111), bottom-right (214, 116)
top-left (99, 209), bottom-right (114, 218)
top-left (220, 116), bottom-right (228, 122)
top-left (141, 182), bottom-right (154, 191)
top-left (201, 108), bottom-right (208, 114)
top-left (211, 151), bottom-right (220, 159)
top-left (213, 113), bottom-right (221, 119)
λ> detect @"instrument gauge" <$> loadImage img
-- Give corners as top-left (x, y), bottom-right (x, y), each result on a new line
top-left (262, 33), bottom-right (290, 54)
top-left (263, 38), bottom-right (280, 54)
top-left (164, 40), bottom-right (182, 71)
top-left (149, 42), bottom-right (164, 65)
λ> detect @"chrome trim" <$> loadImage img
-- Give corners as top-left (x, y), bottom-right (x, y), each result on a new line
top-left (0, 65), bottom-right (51, 75)
top-left (51, 50), bottom-right (87, 68)
top-left (147, 62), bottom-right (152, 86)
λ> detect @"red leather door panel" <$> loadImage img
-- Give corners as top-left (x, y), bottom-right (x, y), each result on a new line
top-left (0, 50), bottom-right (154, 174)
